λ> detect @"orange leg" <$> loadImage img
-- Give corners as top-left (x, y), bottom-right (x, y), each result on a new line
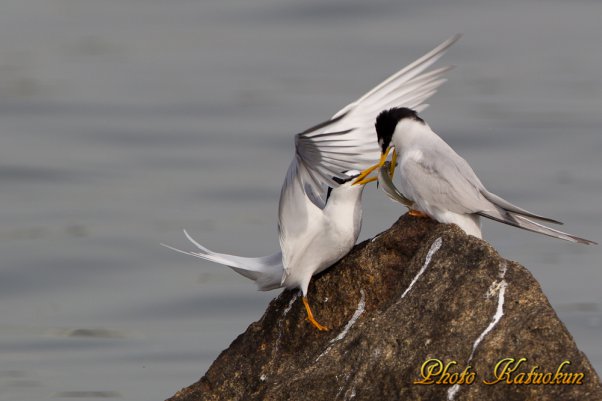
top-left (302, 296), bottom-right (329, 331)
top-left (408, 209), bottom-right (429, 218)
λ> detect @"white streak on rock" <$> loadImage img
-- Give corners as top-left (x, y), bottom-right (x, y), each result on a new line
top-left (331, 289), bottom-right (365, 344)
top-left (345, 387), bottom-right (356, 400)
top-left (447, 384), bottom-right (460, 400)
top-left (335, 372), bottom-right (351, 399)
top-left (371, 233), bottom-right (382, 243)
top-left (401, 237), bottom-right (442, 299)
top-left (283, 292), bottom-right (298, 316)
top-left (316, 290), bottom-right (366, 361)
top-left (447, 262), bottom-right (508, 401)
top-left (498, 262), bottom-right (508, 278)
top-left (273, 292), bottom-right (299, 358)
top-left (469, 281), bottom-right (506, 361)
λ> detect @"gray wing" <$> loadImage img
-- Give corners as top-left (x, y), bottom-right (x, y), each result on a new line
top-left (402, 143), bottom-right (597, 244)
top-left (402, 144), bottom-right (560, 219)
top-left (294, 35), bottom-right (460, 207)
top-left (401, 145), bottom-right (488, 215)
top-left (277, 156), bottom-right (325, 272)
top-left (278, 155), bottom-right (339, 277)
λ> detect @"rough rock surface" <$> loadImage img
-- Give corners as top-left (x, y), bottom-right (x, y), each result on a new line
top-left (167, 215), bottom-right (602, 401)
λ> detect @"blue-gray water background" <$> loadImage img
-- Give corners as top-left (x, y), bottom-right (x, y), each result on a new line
top-left (1, 1), bottom-right (601, 400)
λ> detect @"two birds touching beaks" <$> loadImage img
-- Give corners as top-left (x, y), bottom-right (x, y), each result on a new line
top-left (163, 35), bottom-right (595, 332)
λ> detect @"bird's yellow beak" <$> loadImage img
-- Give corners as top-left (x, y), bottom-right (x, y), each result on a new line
top-left (353, 146), bottom-right (397, 185)
top-left (389, 148), bottom-right (397, 177)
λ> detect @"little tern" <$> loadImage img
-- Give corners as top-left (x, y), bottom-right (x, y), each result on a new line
top-left (164, 36), bottom-right (461, 330)
top-left (165, 171), bottom-right (365, 331)
top-left (355, 107), bottom-right (596, 245)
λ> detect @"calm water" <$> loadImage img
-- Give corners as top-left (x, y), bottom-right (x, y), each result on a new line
top-left (1, 1), bottom-right (601, 400)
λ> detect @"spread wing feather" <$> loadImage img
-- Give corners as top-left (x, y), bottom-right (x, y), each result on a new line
top-left (278, 36), bottom-right (461, 276)
top-left (293, 35), bottom-right (461, 204)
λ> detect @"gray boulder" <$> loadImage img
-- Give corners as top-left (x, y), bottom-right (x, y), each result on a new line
top-left (167, 214), bottom-right (602, 401)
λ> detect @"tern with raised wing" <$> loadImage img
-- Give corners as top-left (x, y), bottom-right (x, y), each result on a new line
top-left (164, 36), bottom-right (461, 330)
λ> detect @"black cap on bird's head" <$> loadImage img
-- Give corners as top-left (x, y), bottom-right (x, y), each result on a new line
top-left (353, 108), bottom-right (421, 186)
top-left (375, 107), bottom-right (424, 153)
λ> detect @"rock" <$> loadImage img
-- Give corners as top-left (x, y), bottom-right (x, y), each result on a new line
top-left (167, 214), bottom-right (602, 401)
